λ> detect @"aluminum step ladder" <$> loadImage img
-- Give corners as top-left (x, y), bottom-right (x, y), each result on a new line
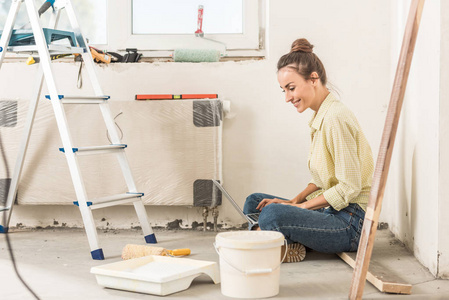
top-left (0, 0), bottom-right (157, 260)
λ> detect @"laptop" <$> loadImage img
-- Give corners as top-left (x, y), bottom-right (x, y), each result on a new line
top-left (211, 180), bottom-right (260, 225)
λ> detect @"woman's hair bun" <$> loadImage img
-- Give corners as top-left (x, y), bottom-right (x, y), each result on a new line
top-left (291, 38), bottom-right (314, 53)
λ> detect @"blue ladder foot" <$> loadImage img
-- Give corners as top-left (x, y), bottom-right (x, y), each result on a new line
top-left (145, 233), bottom-right (157, 244)
top-left (91, 248), bottom-right (104, 260)
top-left (0, 225), bottom-right (8, 233)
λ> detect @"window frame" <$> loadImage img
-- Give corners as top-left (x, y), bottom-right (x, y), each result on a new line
top-left (105, 0), bottom-right (260, 52)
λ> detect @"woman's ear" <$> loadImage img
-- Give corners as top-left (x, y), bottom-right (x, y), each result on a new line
top-left (310, 71), bottom-right (319, 85)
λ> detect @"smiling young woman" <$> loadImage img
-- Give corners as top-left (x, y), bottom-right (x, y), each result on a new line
top-left (277, 39), bottom-right (329, 113)
top-left (243, 38), bottom-right (374, 263)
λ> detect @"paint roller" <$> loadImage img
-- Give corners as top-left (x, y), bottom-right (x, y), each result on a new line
top-left (173, 5), bottom-right (226, 62)
top-left (121, 244), bottom-right (191, 260)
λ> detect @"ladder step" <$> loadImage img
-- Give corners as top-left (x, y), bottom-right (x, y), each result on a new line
top-left (45, 95), bottom-right (110, 104)
top-left (73, 201), bottom-right (92, 207)
top-left (0, 206), bottom-right (11, 212)
top-left (59, 144), bottom-right (127, 155)
top-left (90, 193), bottom-right (144, 210)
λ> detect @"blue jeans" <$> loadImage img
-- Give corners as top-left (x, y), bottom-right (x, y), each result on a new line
top-left (243, 193), bottom-right (365, 253)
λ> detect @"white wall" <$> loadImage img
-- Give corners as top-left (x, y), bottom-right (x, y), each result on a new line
top-left (383, 0), bottom-right (445, 277)
top-left (3, 0), bottom-right (447, 279)
top-left (438, 0), bottom-right (449, 279)
top-left (0, 0), bottom-right (392, 231)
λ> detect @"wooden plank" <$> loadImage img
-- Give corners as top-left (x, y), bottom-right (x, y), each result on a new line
top-left (338, 252), bottom-right (412, 295)
top-left (349, 1), bottom-right (425, 299)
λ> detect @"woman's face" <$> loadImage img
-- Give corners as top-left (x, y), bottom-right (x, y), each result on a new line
top-left (278, 67), bottom-right (317, 113)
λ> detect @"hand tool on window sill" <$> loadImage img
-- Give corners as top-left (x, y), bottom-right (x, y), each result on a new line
top-left (122, 48), bottom-right (142, 62)
top-left (26, 53), bottom-right (72, 65)
top-left (74, 47), bottom-right (140, 63)
top-left (73, 47), bottom-right (116, 64)
top-left (89, 46), bottom-right (112, 63)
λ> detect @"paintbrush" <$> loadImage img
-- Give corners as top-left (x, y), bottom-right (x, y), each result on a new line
top-left (121, 244), bottom-right (191, 260)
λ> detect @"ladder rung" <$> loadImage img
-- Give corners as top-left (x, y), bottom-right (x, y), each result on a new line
top-left (45, 95), bottom-right (110, 104)
top-left (73, 201), bottom-right (92, 207)
top-left (89, 193), bottom-right (144, 210)
top-left (59, 144), bottom-right (127, 155)
top-left (0, 206), bottom-right (11, 212)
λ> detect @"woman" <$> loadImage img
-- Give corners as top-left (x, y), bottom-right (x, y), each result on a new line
top-left (243, 38), bottom-right (374, 263)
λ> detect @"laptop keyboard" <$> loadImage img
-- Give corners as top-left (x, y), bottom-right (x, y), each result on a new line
top-left (246, 213), bottom-right (260, 222)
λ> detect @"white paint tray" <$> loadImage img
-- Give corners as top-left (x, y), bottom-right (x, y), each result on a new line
top-left (90, 255), bottom-right (220, 296)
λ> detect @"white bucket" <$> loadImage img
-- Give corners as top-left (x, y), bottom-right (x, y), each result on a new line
top-left (214, 231), bottom-right (285, 299)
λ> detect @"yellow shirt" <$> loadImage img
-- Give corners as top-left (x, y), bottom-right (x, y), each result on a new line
top-left (306, 92), bottom-right (374, 211)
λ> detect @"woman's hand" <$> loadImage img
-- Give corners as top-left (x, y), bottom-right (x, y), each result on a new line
top-left (256, 198), bottom-right (290, 211)
top-left (281, 194), bottom-right (329, 210)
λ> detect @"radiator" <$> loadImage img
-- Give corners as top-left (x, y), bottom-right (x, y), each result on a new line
top-left (0, 99), bottom-right (223, 207)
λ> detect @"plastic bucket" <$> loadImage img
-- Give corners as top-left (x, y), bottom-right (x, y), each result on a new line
top-left (214, 231), bottom-right (285, 299)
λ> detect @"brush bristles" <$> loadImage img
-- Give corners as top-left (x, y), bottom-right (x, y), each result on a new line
top-left (121, 244), bottom-right (168, 260)
top-left (173, 49), bottom-right (220, 62)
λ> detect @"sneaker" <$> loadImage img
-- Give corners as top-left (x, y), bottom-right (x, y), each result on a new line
top-left (281, 243), bottom-right (306, 263)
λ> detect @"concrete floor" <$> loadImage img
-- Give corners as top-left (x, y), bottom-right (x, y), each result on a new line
top-left (1, 228), bottom-right (448, 300)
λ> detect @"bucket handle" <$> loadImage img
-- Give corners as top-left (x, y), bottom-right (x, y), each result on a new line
top-left (213, 239), bottom-right (288, 276)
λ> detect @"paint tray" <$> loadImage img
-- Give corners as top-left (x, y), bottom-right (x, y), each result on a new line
top-left (90, 255), bottom-right (220, 296)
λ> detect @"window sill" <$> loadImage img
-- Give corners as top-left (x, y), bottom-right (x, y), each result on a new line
top-left (1, 49), bottom-right (265, 63)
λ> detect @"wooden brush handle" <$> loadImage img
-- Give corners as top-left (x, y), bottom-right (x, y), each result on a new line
top-left (168, 248), bottom-right (191, 256)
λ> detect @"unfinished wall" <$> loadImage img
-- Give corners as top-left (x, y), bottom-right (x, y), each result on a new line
top-left (383, 0), bottom-right (445, 277)
top-left (0, 2), bottom-right (390, 231)
top-left (438, 0), bottom-right (449, 279)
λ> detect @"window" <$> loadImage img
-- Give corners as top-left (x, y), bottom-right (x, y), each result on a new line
top-left (1, 0), bottom-right (263, 56)
top-left (0, 0), bottom-right (107, 45)
top-left (107, 0), bottom-right (261, 52)
top-left (0, 1), bottom-right (28, 30)
top-left (132, 0), bottom-right (243, 35)
top-left (56, 0), bottom-right (107, 45)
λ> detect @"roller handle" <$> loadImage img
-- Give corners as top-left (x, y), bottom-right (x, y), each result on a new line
top-left (38, 0), bottom-right (55, 17)
top-left (168, 248), bottom-right (191, 256)
top-left (195, 5), bottom-right (204, 36)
